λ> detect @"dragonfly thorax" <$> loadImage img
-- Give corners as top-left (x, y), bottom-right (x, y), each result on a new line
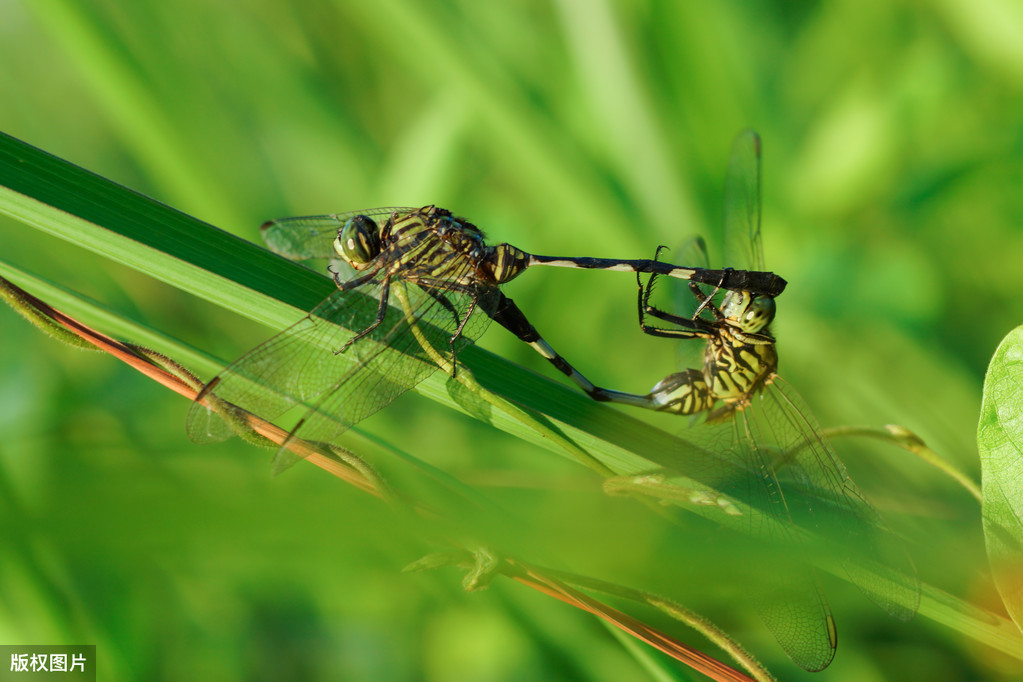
top-left (334, 215), bottom-right (383, 270)
top-left (720, 290), bottom-right (775, 334)
top-left (433, 212), bottom-right (488, 262)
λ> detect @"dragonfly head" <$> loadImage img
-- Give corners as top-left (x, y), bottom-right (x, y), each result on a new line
top-left (335, 215), bottom-right (383, 269)
top-left (721, 290), bottom-right (776, 334)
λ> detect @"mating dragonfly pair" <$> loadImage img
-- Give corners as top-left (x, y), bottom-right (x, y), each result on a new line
top-left (187, 131), bottom-right (918, 671)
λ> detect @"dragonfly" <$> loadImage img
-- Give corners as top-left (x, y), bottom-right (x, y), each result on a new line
top-left (187, 204), bottom-right (786, 472)
top-left (608, 131), bottom-right (920, 671)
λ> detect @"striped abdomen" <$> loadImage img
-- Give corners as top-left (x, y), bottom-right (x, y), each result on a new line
top-left (649, 332), bottom-right (777, 416)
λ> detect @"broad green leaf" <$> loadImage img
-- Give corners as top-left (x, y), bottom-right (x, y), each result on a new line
top-left (979, 325), bottom-right (1023, 629)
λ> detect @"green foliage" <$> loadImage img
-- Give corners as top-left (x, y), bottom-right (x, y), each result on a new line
top-left (2, 1), bottom-right (1023, 680)
top-left (979, 326), bottom-right (1023, 629)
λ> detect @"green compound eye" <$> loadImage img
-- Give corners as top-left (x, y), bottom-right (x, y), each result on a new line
top-left (335, 215), bottom-right (382, 267)
top-left (743, 295), bottom-right (775, 333)
top-left (719, 291), bottom-right (775, 334)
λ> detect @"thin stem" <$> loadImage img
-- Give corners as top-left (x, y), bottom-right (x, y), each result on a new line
top-left (823, 425), bottom-right (982, 503)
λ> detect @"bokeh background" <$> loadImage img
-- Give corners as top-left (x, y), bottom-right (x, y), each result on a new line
top-left (2, 1), bottom-right (1022, 680)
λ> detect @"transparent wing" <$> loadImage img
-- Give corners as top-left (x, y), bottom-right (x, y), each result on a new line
top-left (645, 131), bottom-right (917, 670)
top-left (722, 130), bottom-right (764, 272)
top-left (673, 402), bottom-right (839, 672)
top-left (188, 224), bottom-right (498, 471)
top-left (186, 283), bottom-right (393, 443)
top-left (673, 236), bottom-right (712, 306)
top-left (667, 236), bottom-right (712, 370)
top-left (188, 277), bottom-right (496, 465)
top-left (260, 207), bottom-right (417, 260)
top-left (672, 378), bottom-right (920, 669)
top-left (751, 380), bottom-right (920, 622)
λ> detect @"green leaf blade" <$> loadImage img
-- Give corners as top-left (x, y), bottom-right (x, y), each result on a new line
top-left (979, 325), bottom-right (1023, 628)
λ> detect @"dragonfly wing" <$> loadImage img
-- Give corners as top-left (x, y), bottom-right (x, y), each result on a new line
top-left (672, 236), bottom-right (711, 299)
top-left (722, 129), bottom-right (765, 272)
top-left (751, 379), bottom-right (921, 621)
top-left (676, 406), bottom-right (839, 672)
top-left (188, 237), bottom-right (497, 472)
top-left (261, 207), bottom-right (418, 260)
top-left (185, 284), bottom-right (390, 444)
top-left (291, 278), bottom-right (495, 441)
top-left (674, 235), bottom-right (711, 272)
top-left (757, 575), bottom-right (837, 672)
top-left (666, 236), bottom-right (712, 371)
top-left (266, 276), bottom-right (496, 472)
top-left (260, 215), bottom-right (343, 260)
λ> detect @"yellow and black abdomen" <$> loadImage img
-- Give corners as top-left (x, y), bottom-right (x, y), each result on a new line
top-left (703, 333), bottom-right (778, 405)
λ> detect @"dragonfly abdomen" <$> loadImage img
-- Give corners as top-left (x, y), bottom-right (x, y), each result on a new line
top-left (646, 368), bottom-right (716, 414)
top-left (640, 334), bottom-right (778, 415)
top-left (484, 243), bottom-right (531, 285)
top-left (703, 334), bottom-right (777, 403)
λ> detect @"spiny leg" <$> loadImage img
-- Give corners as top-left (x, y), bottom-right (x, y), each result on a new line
top-left (330, 262), bottom-right (380, 292)
top-left (639, 271), bottom-right (774, 345)
top-left (676, 254), bottom-right (731, 320)
top-left (690, 279), bottom-right (722, 320)
top-left (630, 272), bottom-right (722, 414)
top-left (636, 271), bottom-right (716, 338)
top-left (416, 282), bottom-right (481, 377)
top-left (448, 292), bottom-right (478, 376)
top-left (336, 275), bottom-right (391, 355)
top-left (639, 256), bottom-right (726, 325)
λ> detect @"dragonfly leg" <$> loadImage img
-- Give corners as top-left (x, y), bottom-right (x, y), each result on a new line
top-left (337, 276), bottom-right (391, 355)
top-left (638, 245), bottom-right (728, 324)
top-left (639, 274), bottom-right (774, 347)
top-left (415, 283), bottom-right (479, 377)
top-left (446, 292), bottom-right (479, 378)
top-left (330, 263), bottom-right (380, 291)
top-left (636, 272), bottom-right (715, 336)
top-left (690, 278), bottom-right (722, 319)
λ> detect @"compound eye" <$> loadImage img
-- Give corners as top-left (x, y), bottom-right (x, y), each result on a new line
top-left (743, 296), bottom-right (776, 333)
top-left (334, 215), bottom-right (381, 267)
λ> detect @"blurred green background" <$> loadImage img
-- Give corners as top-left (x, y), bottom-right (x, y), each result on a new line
top-left (2, 0), bottom-right (1022, 680)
